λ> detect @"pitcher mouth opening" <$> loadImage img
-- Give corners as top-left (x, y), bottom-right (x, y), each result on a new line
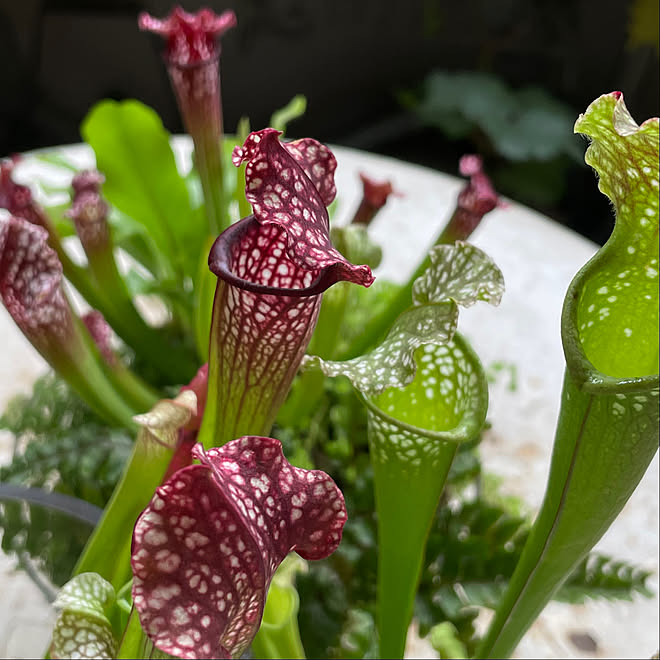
top-left (208, 215), bottom-right (348, 298)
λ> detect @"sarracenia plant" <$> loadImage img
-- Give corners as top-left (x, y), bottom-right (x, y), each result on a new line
top-left (477, 91), bottom-right (659, 658)
top-left (0, 4), bottom-right (658, 659)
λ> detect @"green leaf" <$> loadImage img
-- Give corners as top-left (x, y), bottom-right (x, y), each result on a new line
top-left (558, 554), bottom-right (653, 604)
top-left (81, 99), bottom-right (205, 280)
top-left (51, 573), bottom-right (117, 659)
top-left (74, 390), bottom-right (198, 590)
top-left (301, 241), bottom-right (501, 657)
top-left (409, 71), bottom-right (582, 162)
top-left (479, 92), bottom-right (659, 659)
top-left (252, 556), bottom-right (307, 660)
top-left (270, 94), bottom-right (308, 135)
top-left (330, 224), bottom-right (383, 270)
top-left (0, 373), bottom-right (132, 507)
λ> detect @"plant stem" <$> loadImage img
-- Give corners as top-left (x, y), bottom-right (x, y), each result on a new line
top-left (195, 133), bottom-right (229, 235)
top-left (374, 442), bottom-right (457, 658)
top-left (73, 434), bottom-right (174, 590)
top-left (117, 609), bottom-right (150, 659)
top-left (51, 337), bottom-right (138, 429)
top-left (476, 374), bottom-right (659, 658)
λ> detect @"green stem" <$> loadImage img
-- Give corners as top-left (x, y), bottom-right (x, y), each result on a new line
top-left (117, 609), bottom-right (151, 659)
top-left (193, 235), bottom-right (218, 362)
top-left (51, 332), bottom-right (138, 429)
top-left (73, 434), bottom-right (174, 590)
top-left (195, 133), bottom-right (228, 236)
top-left (374, 443), bottom-right (457, 658)
top-left (251, 588), bottom-right (306, 660)
top-left (476, 374), bottom-right (659, 658)
top-left (102, 361), bottom-right (159, 414)
top-left (91, 246), bottom-right (195, 384)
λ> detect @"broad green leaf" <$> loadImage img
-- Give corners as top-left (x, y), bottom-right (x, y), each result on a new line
top-left (51, 573), bottom-right (117, 659)
top-left (303, 242), bottom-right (503, 395)
top-left (479, 93), bottom-right (659, 659)
top-left (409, 71), bottom-right (582, 162)
top-left (81, 99), bottom-right (205, 280)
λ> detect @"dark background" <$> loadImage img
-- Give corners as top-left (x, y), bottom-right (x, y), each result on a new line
top-left (1, 0), bottom-right (658, 244)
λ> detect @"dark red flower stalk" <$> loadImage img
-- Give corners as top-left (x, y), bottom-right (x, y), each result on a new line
top-left (139, 6), bottom-right (237, 234)
top-left (350, 172), bottom-right (400, 226)
top-left (67, 170), bottom-right (110, 255)
top-left (82, 309), bottom-right (116, 366)
top-left (437, 154), bottom-right (501, 244)
top-left (0, 215), bottom-right (135, 426)
top-left (131, 436), bottom-right (347, 659)
top-left (199, 129), bottom-right (374, 447)
top-left (81, 309), bottom-right (159, 412)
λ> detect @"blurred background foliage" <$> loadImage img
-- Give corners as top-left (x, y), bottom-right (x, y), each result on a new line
top-left (0, 0), bottom-right (658, 244)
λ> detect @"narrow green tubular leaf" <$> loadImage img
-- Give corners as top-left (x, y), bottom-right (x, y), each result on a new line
top-left (300, 242), bottom-right (501, 658)
top-left (51, 573), bottom-right (118, 659)
top-left (478, 92), bottom-right (659, 659)
top-left (74, 391), bottom-right (197, 591)
top-left (193, 234), bottom-right (218, 361)
top-left (363, 335), bottom-right (489, 658)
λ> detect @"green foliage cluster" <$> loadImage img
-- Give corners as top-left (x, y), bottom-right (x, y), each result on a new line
top-left (399, 71), bottom-right (585, 206)
top-left (0, 373), bottom-right (132, 585)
